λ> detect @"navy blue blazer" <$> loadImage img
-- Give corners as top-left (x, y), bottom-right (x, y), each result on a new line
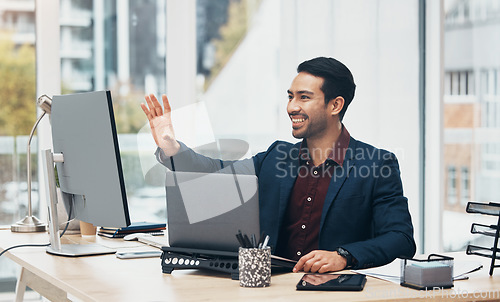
top-left (157, 136), bottom-right (416, 269)
top-left (253, 138), bottom-right (416, 269)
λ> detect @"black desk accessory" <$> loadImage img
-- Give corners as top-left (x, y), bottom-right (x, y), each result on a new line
top-left (400, 254), bottom-right (454, 290)
top-left (465, 201), bottom-right (500, 276)
top-left (161, 246), bottom-right (295, 280)
top-left (161, 247), bottom-right (240, 280)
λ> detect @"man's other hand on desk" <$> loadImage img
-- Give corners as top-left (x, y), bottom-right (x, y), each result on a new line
top-left (293, 250), bottom-right (347, 273)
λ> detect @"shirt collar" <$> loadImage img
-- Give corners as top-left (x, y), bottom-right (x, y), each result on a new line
top-left (298, 125), bottom-right (351, 167)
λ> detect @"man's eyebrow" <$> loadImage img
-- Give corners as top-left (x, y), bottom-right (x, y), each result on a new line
top-left (287, 90), bottom-right (314, 95)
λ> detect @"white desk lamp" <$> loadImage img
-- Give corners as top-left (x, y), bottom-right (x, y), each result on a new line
top-left (11, 95), bottom-right (52, 232)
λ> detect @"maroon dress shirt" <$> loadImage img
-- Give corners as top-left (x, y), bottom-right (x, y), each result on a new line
top-left (276, 126), bottom-right (350, 260)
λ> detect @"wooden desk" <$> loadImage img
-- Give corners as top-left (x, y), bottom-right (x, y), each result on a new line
top-left (1, 230), bottom-right (499, 302)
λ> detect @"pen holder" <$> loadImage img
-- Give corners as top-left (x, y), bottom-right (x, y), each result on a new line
top-left (238, 247), bottom-right (271, 287)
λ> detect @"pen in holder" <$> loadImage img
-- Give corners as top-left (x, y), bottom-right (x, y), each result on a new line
top-left (238, 246), bottom-right (271, 287)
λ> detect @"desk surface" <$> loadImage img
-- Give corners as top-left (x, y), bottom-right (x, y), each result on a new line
top-left (1, 230), bottom-right (500, 302)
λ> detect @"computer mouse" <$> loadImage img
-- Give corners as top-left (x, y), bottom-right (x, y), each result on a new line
top-left (123, 233), bottom-right (153, 241)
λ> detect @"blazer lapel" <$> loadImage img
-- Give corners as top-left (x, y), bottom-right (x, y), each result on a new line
top-left (319, 139), bottom-right (357, 231)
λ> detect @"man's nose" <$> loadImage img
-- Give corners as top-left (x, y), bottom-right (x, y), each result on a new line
top-left (287, 98), bottom-right (300, 113)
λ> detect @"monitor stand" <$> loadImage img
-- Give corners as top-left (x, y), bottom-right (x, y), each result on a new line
top-left (46, 244), bottom-right (115, 257)
top-left (42, 149), bottom-right (115, 257)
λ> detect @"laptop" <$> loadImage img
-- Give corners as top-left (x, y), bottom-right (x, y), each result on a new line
top-left (136, 170), bottom-right (295, 270)
top-left (165, 170), bottom-right (260, 252)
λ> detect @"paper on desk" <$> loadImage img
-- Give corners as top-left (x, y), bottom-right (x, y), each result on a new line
top-left (352, 260), bottom-right (401, 284)
top-left (352, 259), bottom-right (483, 284)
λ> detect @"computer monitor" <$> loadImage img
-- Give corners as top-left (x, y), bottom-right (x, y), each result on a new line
top-left (42, 90), bottom-right (131, 256)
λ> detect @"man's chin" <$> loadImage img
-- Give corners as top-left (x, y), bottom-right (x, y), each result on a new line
top-left (292, 130), bottom-right (305, 139)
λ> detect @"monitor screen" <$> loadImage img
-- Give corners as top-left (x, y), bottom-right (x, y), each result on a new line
top-left (51, 90), bottom-right (130, 228)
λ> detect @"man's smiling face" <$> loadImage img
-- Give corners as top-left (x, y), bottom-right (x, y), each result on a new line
top-left (287, 72), bottom-right (331, 140)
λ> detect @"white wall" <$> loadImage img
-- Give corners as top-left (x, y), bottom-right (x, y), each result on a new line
top-left (332, 0), bottom-right (422, 249)
top-left (36, 0), bottom-right (61, 218)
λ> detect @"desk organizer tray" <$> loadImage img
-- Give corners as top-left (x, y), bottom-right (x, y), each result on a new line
top-left (400, 254), bottom-right (454, 290)
top-left (466, 201), bottom-right (500, 275)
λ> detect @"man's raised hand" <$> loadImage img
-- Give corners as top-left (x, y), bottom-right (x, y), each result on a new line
top-left (141, 94), bottom-right (180, 156)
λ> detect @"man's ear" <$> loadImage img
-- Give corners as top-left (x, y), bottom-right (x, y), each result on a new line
top-left (330, 97), bottom-right (345, 117)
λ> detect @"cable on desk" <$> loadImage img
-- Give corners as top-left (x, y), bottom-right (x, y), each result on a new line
top-left (1, 198), bottom-right (74, 258)
top-left (0, 243), bottom-right (51, 257)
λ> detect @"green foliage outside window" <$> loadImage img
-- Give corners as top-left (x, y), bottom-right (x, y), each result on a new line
top-left (0, 32), bottom-right (36, 136)
top-left (206, 0), bottom-right (261, 89)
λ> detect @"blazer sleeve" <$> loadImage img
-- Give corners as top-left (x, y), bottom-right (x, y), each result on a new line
top-left (155, 141), bottom-right (256, 175)
top-left (341, 153), bottom-right (416, 269)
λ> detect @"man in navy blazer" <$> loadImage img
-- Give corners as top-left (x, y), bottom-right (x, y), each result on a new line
top-left (142, 57), bottom-right (416, 272)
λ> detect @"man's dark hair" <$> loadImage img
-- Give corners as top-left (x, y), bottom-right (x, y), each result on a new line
top-left (297, 57), bottom-right (356, 121)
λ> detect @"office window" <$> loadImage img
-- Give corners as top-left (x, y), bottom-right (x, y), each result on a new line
top-left (494, 69), bottom-right (498, 95)
top-left (445, 0), bottom-right (500, 25)
top-left (444, 72), bottom-right (451, 95)
top-left (0, 0), bottom-right (37, 225)
top-left (482, 143), bottom-right (500, 176)
top-left (193, 0), bottom-right (280, 152)
top-left (443, 0), bottom-right (500, 252)
top-left (480, 69), bottom-right (489, 96)
top-left (460, 166), bottom-right (470, 206)
top-left (451, 72), bottom-right (459, 95)
top-left (444, 71), bottom-right (474, 96)
top-left (59, 0), bottom-right (167, 222)
top-left (480, 69), bottom-right (500, 128)
top-left (0, 0), bottom-right (37, 295)
top-left (447, 166), bottom-right (457, 205)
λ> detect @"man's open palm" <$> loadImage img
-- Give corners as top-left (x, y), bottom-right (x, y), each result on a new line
top-left (141, 94), bottom-right (180, 156)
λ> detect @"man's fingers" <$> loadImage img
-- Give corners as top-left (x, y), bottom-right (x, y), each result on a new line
top-left (303, 256), bottom-right (319, 272)
top-left (140, 103), bottom-right (150, 115)
top-left (144, 93), bottom-right (172, 118)
top-left (293, 252), bottom-right (315, 272)
top-left (310, 259), bottom-right (328, 273)
top-left (144, 95), bottom-right (156, 117)
top-left (162, 94), bottom-right (171, 114)
top-left (293, 260), bottom-right (305, 273)
top-left (149, 93), bottom-right (163, 116)
top-left (140, 103), bottom-right (156, 122)
top-left (294, 251), bottom-right (346, 274)
top-left (317, 264), bottom-right (332, 274)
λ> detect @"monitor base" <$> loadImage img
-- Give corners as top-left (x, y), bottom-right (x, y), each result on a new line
top-left (46, 244), bottom-right (115, 257)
